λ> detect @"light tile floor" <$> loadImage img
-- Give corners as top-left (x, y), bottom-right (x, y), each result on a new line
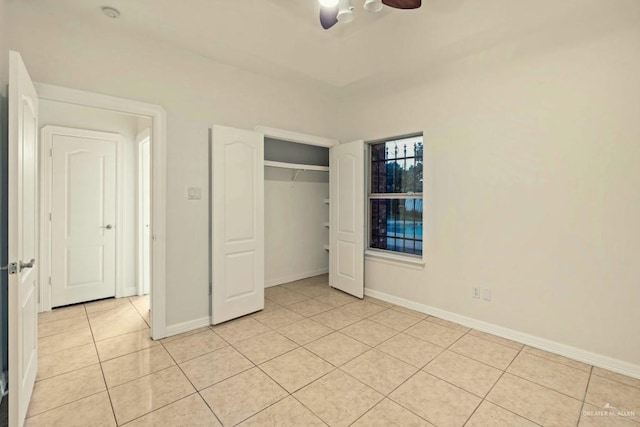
top-left (26, 276), bottom-right (640, 426)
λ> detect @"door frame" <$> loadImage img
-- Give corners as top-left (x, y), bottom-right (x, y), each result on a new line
top-left (34, 83), bottom-right (168, 339)
top-left (137, 128), bottom-right (151, 296)
top-left (40, 126), bottom-right (125, 309)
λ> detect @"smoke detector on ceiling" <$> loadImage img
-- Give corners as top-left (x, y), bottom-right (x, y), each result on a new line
top-left (101, 6), bottom-right (121, 19)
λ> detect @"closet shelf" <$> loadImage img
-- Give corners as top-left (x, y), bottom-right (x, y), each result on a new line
top-left (264, 160), bottom-right (329, 172)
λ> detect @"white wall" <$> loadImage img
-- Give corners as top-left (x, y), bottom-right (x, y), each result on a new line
top-left (6, 2), bottom-right (338, 327)
top-left (39, 100), bottom-right (141, 297)
top-left (336, 19), bottom-right (640, 366)
top-left (265, 168), bottom-right (329, 287)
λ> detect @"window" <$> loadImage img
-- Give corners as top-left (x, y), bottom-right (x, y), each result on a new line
top-left (369, 135), bottom-right (423, 257)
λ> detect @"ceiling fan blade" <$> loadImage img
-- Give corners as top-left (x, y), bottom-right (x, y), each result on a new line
top-left (320, 5), bottom-right (339, 30)
top-left (381, 0), bottom-right (422, 9)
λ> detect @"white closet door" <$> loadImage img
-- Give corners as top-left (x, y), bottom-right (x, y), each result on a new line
top-left (211, 125), bottom-right (264, 324)
top-left (330, 140), bottom-right (365, 298)
top-left (8, 50), bottom-right (39, 427)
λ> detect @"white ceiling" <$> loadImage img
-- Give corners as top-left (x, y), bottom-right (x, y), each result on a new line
top-left (26, 0), bottom-right (633, 89)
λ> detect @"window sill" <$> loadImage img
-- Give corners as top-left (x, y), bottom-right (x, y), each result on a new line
top-left (365, 250), bottom-right (425, 269)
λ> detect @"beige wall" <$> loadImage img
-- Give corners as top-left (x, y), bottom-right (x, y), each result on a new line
top-left (336, 22), bottom-right (640, 366)
top-left (6, 2), bottom-right (338, 327)
top-left (6, 0), bottom-right (640, 369)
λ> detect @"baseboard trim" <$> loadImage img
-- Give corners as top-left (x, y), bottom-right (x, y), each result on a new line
top-left (122, 286), bottom-right (138, 298)
top-left (266, 268), bottom-right (329, 288)
top-left (365, 288), bottom-right (640, 380)
top-left (165, 316), bottom-right (211, 338)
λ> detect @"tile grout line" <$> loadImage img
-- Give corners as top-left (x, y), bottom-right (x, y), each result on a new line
top-left (29, 301), bottom-right (147, 422)
top-left (520, 346), bottom-right (592, 373)
top-left (24, 390), bottom-right (110, 421)
top-left (120, 391), bottom-right (201, 426)
top-left (370, 328), bottom-right (475, 426)
top-left (95, 332), bottom-right (160, 364)
top-left (94, 335), bottom-right (223, 423)
top-left (100, 347), bottom-right (174, 390)
top-left (38, 322), bottom-right (90, 340)
top-left (476, 345), bottom-right (546, 427)
top-left (157, 338), bottom-right (226, 427)
top-left (462, 327), bottom-right (523, 426)
top-left (202, 321), bottom-right (281, 425)
top-left (204, 322), bottom-right (302, 425)
top-left (85, 303), bottom-right (121, 426)
top-left (576, 366), bottom-right (594, 427)
top-left (27, 305), bottom-right (116, 422)
top-left (588, 371), bottom-right (640, 391)
top-left (38, 337), bottom-right (95, 359)
top-left (33, 359), bottom-right (101, 384)
top-left (219, 282), bottom-right (354, 425)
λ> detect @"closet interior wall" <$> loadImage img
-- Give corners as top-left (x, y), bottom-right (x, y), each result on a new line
top-left (264, 138), bottom-right (329, 287)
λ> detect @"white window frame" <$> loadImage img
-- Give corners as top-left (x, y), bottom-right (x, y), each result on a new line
top-left (365, 134), bottom-right (425, 266)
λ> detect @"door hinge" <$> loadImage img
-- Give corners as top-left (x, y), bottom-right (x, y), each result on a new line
top-left (0, 263), bottom-right (18, 275)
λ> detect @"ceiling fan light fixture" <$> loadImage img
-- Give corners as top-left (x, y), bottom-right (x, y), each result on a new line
top-left (319, 0), bottom-right (339, 7)
top-left (364, 0), bottom-right (384, 12)
top-left (337, 0), bottom-right (355, 23)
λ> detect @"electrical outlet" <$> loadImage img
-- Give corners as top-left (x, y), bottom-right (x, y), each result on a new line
top-left (472, 287), bottom-right (481, 299)
top-left (482, 288), bottom-right (492, 301)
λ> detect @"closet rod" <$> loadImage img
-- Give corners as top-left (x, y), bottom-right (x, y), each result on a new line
top-left (264, 160), bottom-right (329, 172)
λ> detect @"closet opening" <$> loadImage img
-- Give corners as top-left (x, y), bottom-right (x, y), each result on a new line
top-left (264, 138), bottom-right (330, 288)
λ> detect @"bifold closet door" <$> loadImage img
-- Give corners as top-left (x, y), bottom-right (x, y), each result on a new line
top-left (211, 125), bottom-right (264, 325)
top-left (330, 140), bottom-right (365, 298)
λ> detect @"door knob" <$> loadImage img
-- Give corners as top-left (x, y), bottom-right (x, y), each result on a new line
top-left (19, 258), bottom-right (35, 271)
top-left (101, 224), bottom-right (113, 230)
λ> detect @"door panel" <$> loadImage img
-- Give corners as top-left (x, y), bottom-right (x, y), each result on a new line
top-left (8, 50), bottom-right (39, 427)
top-left (50, 133), bottom-right (117, 307)
top-left (330, 140), bottom-right (365, 298)
top-left (211, 125), bottom-right (264, 325)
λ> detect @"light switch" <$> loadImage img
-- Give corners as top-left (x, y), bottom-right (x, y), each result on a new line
top-left (187, 187), bottom-right (202, 200)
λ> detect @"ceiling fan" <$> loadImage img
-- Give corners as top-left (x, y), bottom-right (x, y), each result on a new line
top-left (320, 0), bottom-right (421, 30)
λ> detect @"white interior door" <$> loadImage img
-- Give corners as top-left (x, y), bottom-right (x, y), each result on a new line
top-left (330, 140), bottom-right (365, 298)
top-left (8, 51), bottom-right (39, 427)
top-left (50, 129), bottom-right (117, 307)
top-left (211, 125), bottom-right (264, 325)
top-left (139, 138), bottom-right (151, 295)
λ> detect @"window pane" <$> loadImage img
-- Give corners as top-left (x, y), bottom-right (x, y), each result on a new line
top-left (370, 198), bottom-right (423, 256)
top-left (370, 136), bottom-right (423, 194)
